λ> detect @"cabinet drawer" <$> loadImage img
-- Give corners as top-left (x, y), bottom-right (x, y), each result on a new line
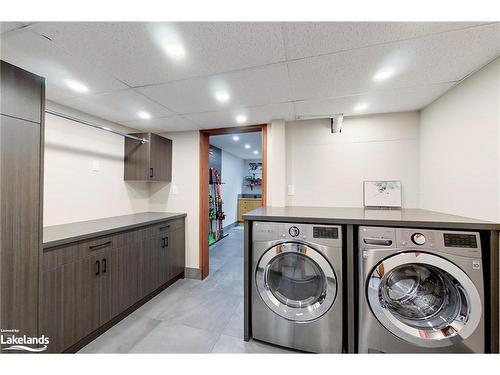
top-left (114, 226), bottom-right (150, 248)
top-left (147, 218), bottom-right (184, 238)
top-left (43, 235), bottom-right (116, 271)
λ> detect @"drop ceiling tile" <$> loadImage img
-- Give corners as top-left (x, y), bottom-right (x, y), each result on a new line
top-left (31, 22), bottom-right (286, 87)
top-left (185, 102), bottom-right (295, 129)
top-left (0, 30), bottom-right (128, 100)
top-left (137, 63), bottom-right (292, 114)
top-left (294, 82), bottom-right (455, 117)
top-left (288, 23), bottom-right (500, 101)
top-left (121, 115), bottom-right (199, 132)
top-left (56, 89), bottom-right (172, 123)
top-left (283, 22), bottom-right (489, 59)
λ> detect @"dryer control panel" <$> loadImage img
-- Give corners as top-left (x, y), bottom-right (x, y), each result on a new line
top-left (253, 222), bottom-right (342, 247)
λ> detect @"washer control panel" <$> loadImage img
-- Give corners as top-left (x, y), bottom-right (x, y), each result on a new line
top-left (360, 227), bottom-right (482, 257)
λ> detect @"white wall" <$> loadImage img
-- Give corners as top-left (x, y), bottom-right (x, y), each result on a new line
top-left (221, 150), bottom-right (244, 227)
top-left (267, 119), bottom-right (286, 206)
top-left (420, 58), bottom-right (500, 222)
top-left (43, 102), bottom-right (150, 226)
top-left (150, 131), bottom-right (200, 269)
top-left (286, 112), bottom-right (420, 208)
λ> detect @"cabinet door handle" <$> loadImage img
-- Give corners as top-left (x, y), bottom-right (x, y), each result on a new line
top-left (159, 225), bottom-right (170, 231)
top-left (165, 236), bottom-right (169, 248)
top-left (162, 237), bottom-right (166, 248)
top-left (102, 258), bottom-right (107, 273)
top-left (89, 241), bottom-right (112, 251)
top-left (95, 260), bottom-right (100, 276)
top-left (150, 168), bottom-right (154, 178)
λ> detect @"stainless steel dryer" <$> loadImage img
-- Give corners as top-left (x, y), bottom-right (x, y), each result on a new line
top-left (252, 221), bottom-right (343, 353)
top-left (358, 226), bottom-right (485, 353)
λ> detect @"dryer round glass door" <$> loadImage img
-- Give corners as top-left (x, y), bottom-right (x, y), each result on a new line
top-left (367, 251), bottom-right (482, 348)
top-left (255, 242), bottom-right (337, 322)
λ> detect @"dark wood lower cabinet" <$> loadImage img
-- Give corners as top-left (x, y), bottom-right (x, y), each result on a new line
top-left (169, 225), bottom-right (186, 281)
top-left (40, 218), bottom-right (185, 353)
top-left (40, 256), bottom-right (100, 353)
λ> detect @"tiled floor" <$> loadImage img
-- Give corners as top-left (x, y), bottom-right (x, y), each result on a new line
top-left (79, 226), bottom-right (293, 353)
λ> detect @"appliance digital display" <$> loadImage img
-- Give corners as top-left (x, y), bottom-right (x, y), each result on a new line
top-left (313, 227), bottom-right (338, 239)
top-left (443, 233), bottom-right (477, 248)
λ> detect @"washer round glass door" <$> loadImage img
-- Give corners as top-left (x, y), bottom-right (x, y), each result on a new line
top-left (367, 252), bottom-right (482, 348)
top-left (255, 242), bottom-right (337, 322)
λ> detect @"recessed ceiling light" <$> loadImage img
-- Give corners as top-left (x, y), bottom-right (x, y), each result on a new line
top-left (232, 135), bottom-right (240, 141)
top-left (65, 79), bottom-right (89, 93)
top-left (253, 150), bottom-right (259, 155)
top-left (236, 115), bottom-right (247, 124)
top-left (215, 91), bottom-right (230, 103)
top-left (137, 111), bottom-right (152, 120)
top-left (373, 69), bottom-right (393, 82)
top-left (244, 144), bottom-right (251, 149)
top-left (165, 43), bottom-right (185, 59)
top-left (354, 103), bottom-right (368, 112)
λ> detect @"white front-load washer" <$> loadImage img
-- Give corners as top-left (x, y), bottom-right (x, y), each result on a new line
top-left (251, 221), bottom-right (343, 353)
top-left (358, 226), bottom-right (485, 353)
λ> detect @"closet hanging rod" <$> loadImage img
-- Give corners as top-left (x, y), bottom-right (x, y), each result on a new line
top-left (45, 109), bottom-right (149, 143)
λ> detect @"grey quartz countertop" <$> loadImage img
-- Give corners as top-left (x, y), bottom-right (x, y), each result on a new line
top-left (243, 206), bottom-right (500, 230)
top-left (43, 212), bottom-right (187, 248)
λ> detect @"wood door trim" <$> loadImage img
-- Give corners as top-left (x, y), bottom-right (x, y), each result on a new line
top-left (199, 124), bottom-right (267, 279)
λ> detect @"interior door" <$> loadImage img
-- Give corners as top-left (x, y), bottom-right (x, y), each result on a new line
top-left (255, 242), bottom-right (337, 322)
top-left (367, 251), bottom-right (482, 347)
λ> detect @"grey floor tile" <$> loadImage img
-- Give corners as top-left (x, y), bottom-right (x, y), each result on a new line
top-left (133, 279), bottom-right (201, 320)
top-left (196, 270), bottom-right (243, 296)
top-left (156, 290), bottom-right (241, 333)
top-left (220, 257), bottom-right (244, 273)
top-left (79, 313), bottom-right (161, 353)
top-left (209, 255), bottom-right (230, 273)
top-left (211, 335), bottom-right (294, 354)
top-left (129, 323), bottom-right (220, 353)
top-left (212, 244), bottom-right (242, 258)
top-left (222, 301), bottom-right (244, 339)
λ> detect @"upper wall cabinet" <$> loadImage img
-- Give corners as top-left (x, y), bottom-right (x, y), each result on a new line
top-left (124, 132), bottom-right (172, 182)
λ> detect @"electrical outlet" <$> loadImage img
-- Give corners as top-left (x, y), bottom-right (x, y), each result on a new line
top-left (287, 185), bottom-right (295, 196)
top-left (171, 184), bottom-right (178, 195)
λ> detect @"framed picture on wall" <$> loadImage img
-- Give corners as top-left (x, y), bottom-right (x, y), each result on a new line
top-left (363, 180), bottom-right (402, 208)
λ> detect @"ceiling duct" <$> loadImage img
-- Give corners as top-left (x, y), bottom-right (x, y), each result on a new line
top-left (296, 113), bottom-right (344, 133)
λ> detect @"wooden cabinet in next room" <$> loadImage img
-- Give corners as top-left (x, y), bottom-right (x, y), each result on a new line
top-left (124, 132), bottom-right (172, 182)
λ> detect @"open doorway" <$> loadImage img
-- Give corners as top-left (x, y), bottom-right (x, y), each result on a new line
top-left (199, 125), bottom-right (267, 279)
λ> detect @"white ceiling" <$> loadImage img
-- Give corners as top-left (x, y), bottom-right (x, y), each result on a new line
top-left (1, 22), bottom-right (498, 132)
top-left (210, 132), bottom-right (262, 160)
